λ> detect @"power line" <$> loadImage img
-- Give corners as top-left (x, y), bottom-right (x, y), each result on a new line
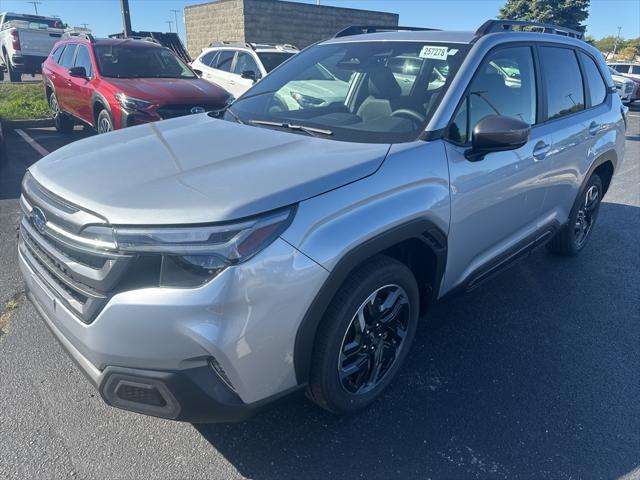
top-left (26, 1), bottom-right (42, 15)
top-left (170, 9), bottom-right (180, 35)
top-left (165, 20), bottom-right (174, 33)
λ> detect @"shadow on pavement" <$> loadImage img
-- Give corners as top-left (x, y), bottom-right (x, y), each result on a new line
top-left (0, 126), bottom-right (93, 200)
top-left (196, 202), bottom-right (640, 479)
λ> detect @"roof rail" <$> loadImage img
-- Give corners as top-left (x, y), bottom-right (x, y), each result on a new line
top-left (124, 35), bottom-right (161, 45)
top-left (475, 19), bottom-right (583, 40)
top-left (249, 42), bottom-right (299, 51)
top-left (62, 30), bottom-right (95, 43)
top-left (208, 40), bottom-right (253, 49)
top-left (334, 25), bottom-right (440, 38)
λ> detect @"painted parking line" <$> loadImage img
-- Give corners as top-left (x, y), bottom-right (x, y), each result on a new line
top-left (14, 129), bottom-right (50, 157)
top-left (628, 113), bottom-right (640, 118)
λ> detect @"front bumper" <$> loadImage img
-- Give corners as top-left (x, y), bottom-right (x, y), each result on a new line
top-left (19, 234), bottom-right (328, 421)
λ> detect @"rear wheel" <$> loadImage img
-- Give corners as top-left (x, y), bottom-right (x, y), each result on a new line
top-left (549, 173), bottom-right (603, 256)
top-left (96, 109), bottom-right (114, 134)
top-left (4, 55), bottom-right (21, 82)
top-left (307, 255), bottom-right (419, 414)
top-left (49, 92), bottom-right (74, 133)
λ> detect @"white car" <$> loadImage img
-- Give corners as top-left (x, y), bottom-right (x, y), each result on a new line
top-left (191, 41), bottom-right (298, 97)
top-left (608, 67), bottom-right (636, 104)
top-left (609, 62), bottom-right (640, 80)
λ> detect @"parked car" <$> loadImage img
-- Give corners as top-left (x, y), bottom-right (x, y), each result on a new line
top-left (608, 62), bottom-right (640, 80)
top-left (42, 32), bottom-right (231, 133)
top-left (608, 66), bottom-right (636, 104)
top-left (0, 12), bottom-right (65, 82)
top-left (19, 20), bottom-right (625, 422)
top-left (191, 41), bottom-right (298, 97)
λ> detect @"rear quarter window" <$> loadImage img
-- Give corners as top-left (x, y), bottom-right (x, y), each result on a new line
top-left (579, 52), bottom-right (607, 107)
top-left (51, 45), bottom-right (65, 64)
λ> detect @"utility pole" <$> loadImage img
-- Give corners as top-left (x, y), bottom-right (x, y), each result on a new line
top-left (612, 26), bottom-right (622, 58)
top-left (27, 1), bottom-right (42, 15)
top-left (120, 0), bottom-right (133, 37)
top-left (166, 20), bottom-right (174, 33)
top-left (170, 9), bottom-right (180, 35)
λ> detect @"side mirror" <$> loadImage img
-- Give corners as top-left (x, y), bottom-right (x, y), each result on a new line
top-left (69, 66), bottom-right (87, 78)
top-left (465, 115), bottom-right (530, 161)
top-left (241, 70), bottom-right (257, 82)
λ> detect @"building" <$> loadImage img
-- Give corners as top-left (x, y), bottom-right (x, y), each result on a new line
top-left (184, 0), bottom-right (398, 57)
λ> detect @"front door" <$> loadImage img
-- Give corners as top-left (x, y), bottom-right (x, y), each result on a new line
top-left (442, 45), bottom-right (552, 291)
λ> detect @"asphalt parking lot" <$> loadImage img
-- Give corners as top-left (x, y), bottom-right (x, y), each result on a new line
top-left (0, 109), bottom-right (638, 480)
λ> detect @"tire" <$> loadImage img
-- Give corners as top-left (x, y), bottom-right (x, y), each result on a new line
top-left (5, 55), bottom-right (21, 82)
top-left (0, 69), bottom-right (4, 82)
top-left (49, 92), bottom-right (74, 133)
top-left (548, 173), bottom-right (603, 256)
top-left (96, 109), bottom-right (114, 134)
top-left (307, 255), bottom-right (419, 414)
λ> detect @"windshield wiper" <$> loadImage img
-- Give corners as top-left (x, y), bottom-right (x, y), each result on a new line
top-left (249, 120), bottom-right (333, 137)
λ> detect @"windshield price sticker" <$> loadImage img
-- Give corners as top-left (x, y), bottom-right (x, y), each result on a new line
top-left (419, 46), bottom-right (452, 60)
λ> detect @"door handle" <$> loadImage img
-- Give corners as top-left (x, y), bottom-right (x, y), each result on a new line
top-left (229, 80), bottom-right (236, 85)
top-left (533, 141), bottom-right (551, 161)
top-left (588, 121), bottom-right (601, 136)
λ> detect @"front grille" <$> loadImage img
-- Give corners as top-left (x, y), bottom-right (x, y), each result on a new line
top-left (625, 83), bottom-right (634, 94)
top-left (157, 103), bottom-right (222, 119)
top-left (19, 176), bottom-right (133, 323)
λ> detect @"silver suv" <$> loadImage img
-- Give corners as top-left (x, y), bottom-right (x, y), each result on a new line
top-left (18, 21), bottom-right (626, 422)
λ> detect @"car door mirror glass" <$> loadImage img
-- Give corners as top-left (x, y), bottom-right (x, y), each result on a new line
top-left (69, 66), bottom-right (87, 78)
top-left (241, 70), bottom-right (257, 82)
top-left (465, 115), bottom-right (530, 161)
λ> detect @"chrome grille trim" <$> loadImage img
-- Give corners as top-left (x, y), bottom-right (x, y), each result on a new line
top-left (19, 175), bottom-right (134, 324)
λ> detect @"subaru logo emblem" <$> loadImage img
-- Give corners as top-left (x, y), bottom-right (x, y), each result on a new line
top-left (190, 106), bottom-right (206, 114)
top-left (31, 207), bottom-right (48, 235)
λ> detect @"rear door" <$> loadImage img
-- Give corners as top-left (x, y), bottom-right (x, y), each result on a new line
top-left (54, 43), bottom-right (77, 112)
top-left (535, 45), bottom-right (599, 224)
top-left (208, 49), bottom-right (237, 94)
top-left (443, 45), bottom-right (553, 291)
top-left (66, 44), bottom-right (95, 124)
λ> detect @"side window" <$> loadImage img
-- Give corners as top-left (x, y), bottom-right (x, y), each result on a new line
top-left (215, 50), bottom-right (235, 72)
top-left (579, 52), bottom-right (606, 107)
top-left (59, 44), bottom-right (77, 68)
top-left (74, 45), bottom-right (93, 77)
top-left (200, 51), bottom-right (218, 67)
top-left (632, 65), bottom-right (640, 75)
top-left (613, 64), bottom-right (628, 73)
top-left (233, 51), bottom-right (259, 76)
top-left (51, 45), bottom-right (65, 64)
top-left (539, 47), bottom-right (584, 120)
top-left (449, 46), bottom-right (536, 143)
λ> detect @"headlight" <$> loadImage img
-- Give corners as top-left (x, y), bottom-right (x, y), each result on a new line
top-left (82, 208), bottom-right (294, 287)
top-left (115, 92), bottom-right (153, 111)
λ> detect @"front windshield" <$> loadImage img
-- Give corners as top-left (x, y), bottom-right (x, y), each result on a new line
top-left (257, 52), bottom-right (296, 72)
top-left (94, 45), bottom-right (195, 79)
top-left (227, 41), bottom-right (469, 143)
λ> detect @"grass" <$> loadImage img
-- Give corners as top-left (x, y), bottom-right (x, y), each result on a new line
top-left (0, 83), bottom-right (50, 121)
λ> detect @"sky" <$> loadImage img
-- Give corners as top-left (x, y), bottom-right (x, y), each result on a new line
top-left (0, 0), bottom-right (638, 42)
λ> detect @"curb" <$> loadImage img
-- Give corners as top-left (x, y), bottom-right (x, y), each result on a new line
top-left (3, 118), bottom-right (53, 129)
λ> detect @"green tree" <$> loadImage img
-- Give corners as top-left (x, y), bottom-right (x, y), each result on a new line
top-left (594, 35), bottom-right (619, 54)
top-left (499, 0), bottom-right (590, 33)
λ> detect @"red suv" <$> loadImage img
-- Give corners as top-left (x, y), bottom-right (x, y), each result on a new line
top-left (42, 34), bottom-right (231, 133)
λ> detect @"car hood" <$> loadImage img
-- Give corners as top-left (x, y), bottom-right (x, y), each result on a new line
top-left (29, 114), bottom-right (390, 225)
top-left (104, 77), bottom-right (229, 104)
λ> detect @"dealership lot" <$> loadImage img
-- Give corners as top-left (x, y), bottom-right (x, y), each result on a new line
top-left (0, 109), bottom-right (638, 479)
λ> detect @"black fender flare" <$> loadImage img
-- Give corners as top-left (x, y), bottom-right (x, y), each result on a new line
top-left (293, 218), bottom-right (447, 385)
top-left (91, 91), bottom-right (114, 126)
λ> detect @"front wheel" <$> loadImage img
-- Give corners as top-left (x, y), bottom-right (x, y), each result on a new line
top-left (96, 109), bottom-right (114, 134)
top-left (549, 173), bottom-right (603, 256)
top-left (307, 255), bottom-right (419, 414)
